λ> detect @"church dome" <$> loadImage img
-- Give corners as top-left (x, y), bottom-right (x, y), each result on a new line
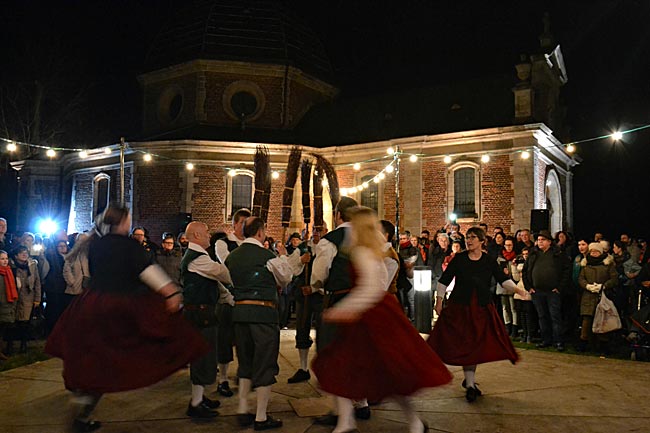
top-left (145, 0), bottom-right (332, 80)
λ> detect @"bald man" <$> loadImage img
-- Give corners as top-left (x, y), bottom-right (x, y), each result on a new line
top-left (181, 222), bottom-right (233, 419)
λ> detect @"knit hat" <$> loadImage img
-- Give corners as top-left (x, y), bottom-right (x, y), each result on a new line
top-left (588, 242), bottom-right (604, 254)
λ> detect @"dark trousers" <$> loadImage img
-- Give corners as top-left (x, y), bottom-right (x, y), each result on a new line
top-left (294, 293), bottom-right (323, 350)
top-left (532, 290), bottom-right (563, 344)
top-left (189, 325), bottom-right (217, 386)
top-left (278, 293), bottom-right (292, 328)
top-left (216, 303), bottom-right (234, 364)
top-left (234, 322), bottom-right (279, 388)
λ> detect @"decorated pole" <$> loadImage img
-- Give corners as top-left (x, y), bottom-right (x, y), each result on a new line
top-left (252, 146), bottom-right (270, 221)
top-left (312, 163), bottom-right (324, 232)
top-left (281, 146), bottom-right (302, 243)
top-left (300, 160), bottom-right (312, 229)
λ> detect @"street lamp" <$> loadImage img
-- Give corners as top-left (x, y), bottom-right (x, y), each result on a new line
top-left (413, 265), bottom-right (433, 333)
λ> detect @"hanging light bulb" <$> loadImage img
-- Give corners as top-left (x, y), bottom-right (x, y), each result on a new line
top-left (46, 149), bottom-right (56, 158)
top-left (228, 169), bottom-right (237, 177)
top-left (373, 177), bottom-right (380, 183)
top-left (103, 147), bottom-right (111, 155)
top-left (186, 162), bottom-right (194, 171)
top-left (521, 151), bottom-right (530, 160)
top-left (356, 185), bottom-right (363, 192)
top-left (481, 154), bottom-right (490, 163)
top-left (79, 150), bottom-right (88, 159)
top-left (362, 182), bottom-right (369, 189)
top-left (353, 163), bottom-right (361, 171)
top-left (386, 146), bottom-right (395, 155)
top-left (6, 142), bottom-right (17, 152)
top-left (143, 153), bottom-right (152, 162)
top-left (566, 144), bottom-right (576, 153)
top-left (409, 154), bottom-right (418, 163)
top-left (611, 131), bottom-right (623, 141)
top-left (272, 171), bottom-right (280, 180)
top-left (385, 164), bottom-right (394, 173)
top-left (443, 155), bottom-right (452, 164)
top-left (340, 188), bottom-right (348, 196)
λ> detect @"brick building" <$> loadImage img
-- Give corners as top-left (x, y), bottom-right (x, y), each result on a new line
top-left (12, 2), bottom-right (577, 241)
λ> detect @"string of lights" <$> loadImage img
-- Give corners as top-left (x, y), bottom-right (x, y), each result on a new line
top-left (2, 122), bottom-right (647, 183)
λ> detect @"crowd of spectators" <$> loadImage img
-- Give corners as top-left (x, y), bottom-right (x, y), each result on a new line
top-left (0, 213), bottom-right (648, 361)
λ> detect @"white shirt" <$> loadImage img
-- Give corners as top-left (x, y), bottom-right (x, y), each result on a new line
top-left (310, 222), bottom-right (352, 292)
top-left (241, 238), bottom-right (304, 288)
top-left (215, 233), bottom-right (244, 264)
top-left (331, 246), bottom-right (388, 314)
top-left (187, 242), bottom-right (234, 305)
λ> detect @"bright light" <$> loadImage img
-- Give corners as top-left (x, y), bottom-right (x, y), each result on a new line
top-left (449, 213), bottom-right (457, 221)
top-left (228, 169), bottom-right (237, 177)
top-left (37, 219), bottom-right (58, 236)
top-left (79, 151), bottom-right (88, 159)
top-left (340, 188), bottom-right (347, 196)
top-left (272, 171), bottom-right (280, 179)
top-left (611, 131), bottom-right (623, 141)
top-left (378, 172), bottom-right (385, 180)
top-left (103, 147), bottom-right (112, 155)
top-left (46, 149), bottom-right (56, 158)
top-left (409, 154), bottom-right (418, 163)
top-left (321, 179), bottom-right (328, 187)
top-left (481, 154), bottom-right (490, 163)
top-left (521, 151), bottom-right (530, 160)
top-left (566, 144), bottom-right (576, 153)
top-left (443, 155), bottom-right (452, 164)
top-left (387, 146), bottom-right (395, 155)
top-left (143, 153), bottom-right (152, 162)
top-left (186, 162), bottom-right (194, 171)
top-left (385, 164), bottom-right (394, 173)
top-left (373, 177), bottom-right (380, 183)
top-left (6, 142), bottom-right (17, 152)
top-left (353, 163), bottom-right (361, 171)
top-left (362, 182), bottom-right (369, 189)
top-left (356, 185), bottom-right (363, 192)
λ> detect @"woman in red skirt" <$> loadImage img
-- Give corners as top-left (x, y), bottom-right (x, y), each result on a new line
top-left (428, 226), bottom-right (522, 402)
top-left (312, 207), bottom-right (452, 433)
top-left (46, 205), bottom-right (208, 432)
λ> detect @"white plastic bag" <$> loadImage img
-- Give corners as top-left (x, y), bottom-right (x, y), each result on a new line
top-left (592, 293), bottom-right (622, 334)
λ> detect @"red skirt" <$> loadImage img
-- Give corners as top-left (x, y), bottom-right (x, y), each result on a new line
top-left (312, 293), bottom-right (452, 401)
top-left (427, 294), bottom-right (518, 366)
top-left (46, 289), bottom-right (209, 394)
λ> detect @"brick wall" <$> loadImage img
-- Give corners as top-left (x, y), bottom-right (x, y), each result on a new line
top-left (480, 154), bottom-right (515, 233)
top-left (133, 163), bottom-right (181, 241)
top-left (421, 160), bottom-right (448, 232)
top-left (191, 166), bottom-right (228, 234)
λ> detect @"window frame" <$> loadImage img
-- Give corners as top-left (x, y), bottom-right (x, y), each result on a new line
top-left (226, 169), bottom-right (255, 221)
top-left (447, 161), bottom-right (480, 222)
top-left (92, 173), bottom-right (111, 218)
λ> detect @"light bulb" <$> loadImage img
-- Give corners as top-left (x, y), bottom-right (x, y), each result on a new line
top-left (6, 142), bottom-right (17, 152)
top-left (566, 144), bottom-right (575, 153)
top-left (340, 188), bottom-right (347, 196)
top-left (481, 154), bottom-right (490, 163)
top-left (378, 172), bottom-right (385, 180)
top-left (386, 146), bottom-right (394, 155)
top-left (103, 147), bottom-right (111, 154)
top-left (272, 171), bottom-right (280, 179)
top-left (362, 182), bottom-right (369, 189)
top-left (373, 177), bottom-right (380, 183)
top-left (46, 149), bottom-right (56, 158)
top-left (521, 151), bottom-right (530, 159)
top-left (385, 164), bottom-right (394, 173)
top-left (186, 162), bottom-right (194, 171)
top-left (143, 153), bottom-right (152, 162)
top-left (443, 155), bottom-right (452, 164)
top-left (353, 163), bottom-right (361, 171)
top-left (409, 154), bottom-right (418, 162)
top-left (611, 131), bottom-right (623, 141)
top-left (228, 169), bottom-right (237, 177)
top-left (79, 151), bottom-right (88, 159)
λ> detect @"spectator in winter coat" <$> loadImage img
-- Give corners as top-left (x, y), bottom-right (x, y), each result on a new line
top-left (577, 242), bottom-right (618, 353)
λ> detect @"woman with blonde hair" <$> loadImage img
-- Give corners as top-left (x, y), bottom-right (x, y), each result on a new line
top-left (313, 207), bottom-right (451, 433)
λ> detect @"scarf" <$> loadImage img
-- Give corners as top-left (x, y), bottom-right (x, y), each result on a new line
top-left (0, 266), bottom-right (18, 303)
top-left (399, 240), bottom-right (412, 250)
top-left (586, 254), bottom-right (605, 267)
top-left (13, 259), bottom-right (31, 276)
top-left (502, 249), bottom-right (516, 261)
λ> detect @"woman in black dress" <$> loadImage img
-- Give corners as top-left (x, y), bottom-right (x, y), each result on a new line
top-left (46, 204), bottom-right (208, 432)
top-left (428, 227), bottom-right (521, 402)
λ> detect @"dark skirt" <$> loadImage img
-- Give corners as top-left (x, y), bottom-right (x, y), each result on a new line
top-left (46, 288), bottom-right (208, 394)
top-left (312, 293), bottom-right (452, 401)
top-left (428, 293), bottom-right (519, 366)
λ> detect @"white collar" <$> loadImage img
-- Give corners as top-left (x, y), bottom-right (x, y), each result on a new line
top-left (243, 237), bottom-right (265, 248)
top-left (188, 242), bottom-right (210, 255)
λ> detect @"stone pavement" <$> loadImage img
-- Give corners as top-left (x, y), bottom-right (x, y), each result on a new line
top-left (1, 329), bottom-right (649, 433)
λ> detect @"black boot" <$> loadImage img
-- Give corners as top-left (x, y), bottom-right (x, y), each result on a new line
top-left (19, 339), bottom-right (27, 354)
top-left (505, 323), bottom-right (512, 336)
top-left (510, 324), bottom-right (519, 338)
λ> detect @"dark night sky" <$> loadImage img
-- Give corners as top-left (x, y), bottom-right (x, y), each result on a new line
top-left (1, 0), bottom-right (649, 239)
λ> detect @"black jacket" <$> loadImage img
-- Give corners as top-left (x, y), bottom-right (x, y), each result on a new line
top-left (523, 246), bottom-right (571, 293)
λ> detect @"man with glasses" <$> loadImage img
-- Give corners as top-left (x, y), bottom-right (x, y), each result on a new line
top-left (156, 233), bottom-right (181, 285)
top-left (130, 227), bottom-right (157, 261)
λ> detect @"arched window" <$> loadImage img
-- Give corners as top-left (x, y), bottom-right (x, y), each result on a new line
top-left (93, 173), bottom-right (110, 217)
top-left (226, 169), bottom-right (254, 219)
top-left (360, 174), bottom-right (379, 212)
top-left (447, 162), bottom-right (480, 220)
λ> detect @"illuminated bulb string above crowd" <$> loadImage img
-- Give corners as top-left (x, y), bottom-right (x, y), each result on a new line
top-left (0, 123), bottom-right (646, 183)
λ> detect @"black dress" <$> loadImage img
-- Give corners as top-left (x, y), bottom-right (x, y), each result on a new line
top-left (46, 234), bottom-right (208, 393)
top-left (427, 251), bottom-right (518, 366)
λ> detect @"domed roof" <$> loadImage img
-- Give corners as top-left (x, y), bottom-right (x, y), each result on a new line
top-left (145, 0), bottom-right (332, 80)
